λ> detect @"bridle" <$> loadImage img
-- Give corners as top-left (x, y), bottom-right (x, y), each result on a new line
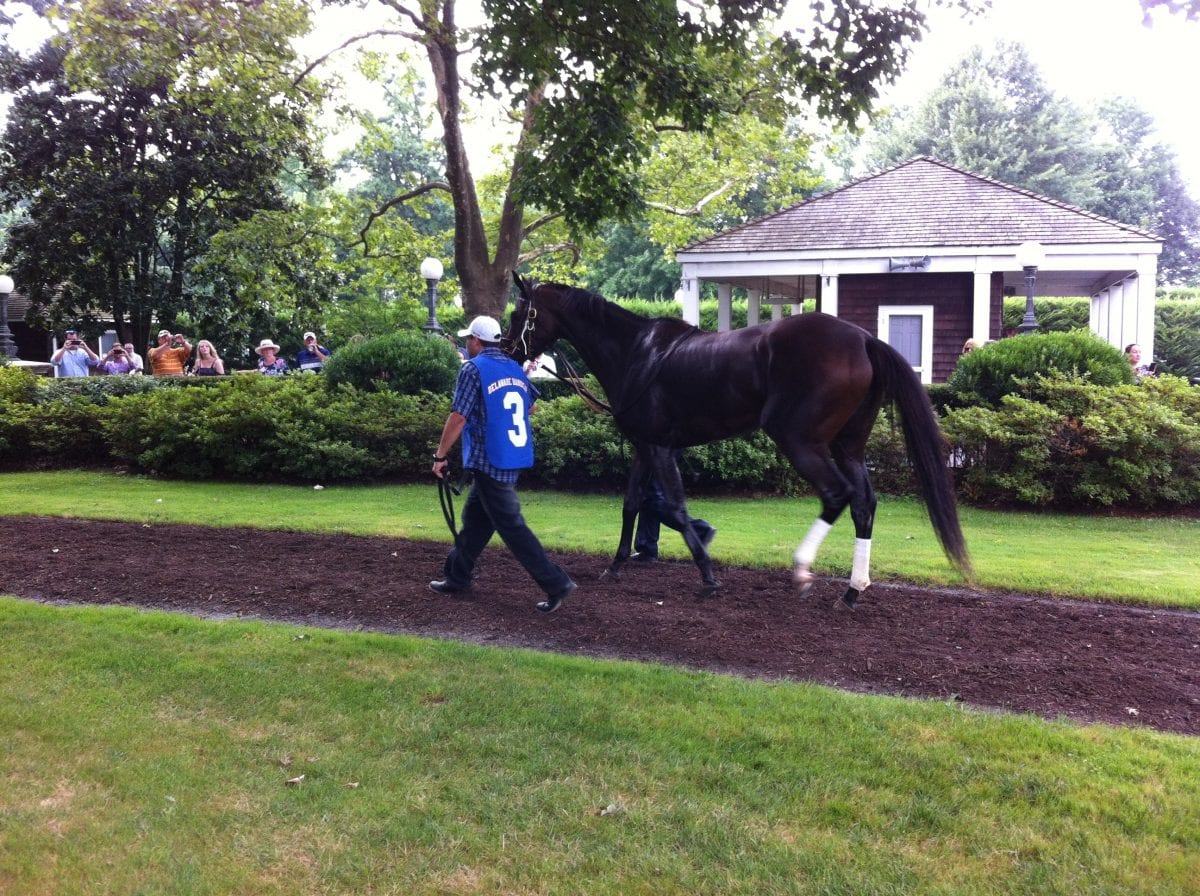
top-left (505, 289), bottom-right (613, 415)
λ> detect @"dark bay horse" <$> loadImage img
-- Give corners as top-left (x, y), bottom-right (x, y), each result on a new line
top-left (504, 275), bottom-right (971, 607)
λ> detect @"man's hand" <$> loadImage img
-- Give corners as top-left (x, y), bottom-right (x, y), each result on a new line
top-left (432, 458), bottom-right (449, 479)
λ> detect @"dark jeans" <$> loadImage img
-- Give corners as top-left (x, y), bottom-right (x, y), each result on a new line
top-left (634, 477), bottom-right (714, 557)
top-left (442, 472), bottom-right (573, 596)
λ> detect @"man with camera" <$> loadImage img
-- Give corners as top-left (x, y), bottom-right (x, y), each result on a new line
top-left (100, 342), bottom-right (137, 375)
top-left (148, 328), bottom-right (192, 376)
top-left (50, 329), bottom-right (100, 378)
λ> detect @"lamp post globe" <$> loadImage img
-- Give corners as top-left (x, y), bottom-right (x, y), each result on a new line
top-left (419, 257), bottom-right (444, 334)
top-left (0, 274), bottom-right (16, 359)
top-left (1015, 241), bottom-right (1045, 335)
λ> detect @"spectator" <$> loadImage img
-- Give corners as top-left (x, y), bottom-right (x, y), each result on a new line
top-left (295, 330), bottom-right (331, 373)
top-left (254, 338), bottom-right (289, 375)
top-left (961, 338), bottom-right (981, 355)
top-left (429, 315), bottom-right (577, 613)
top-left (192, 340), bottom-right (225, 376)
top-left (99, 343), bottom-right (137, 375)
top-left (148, 329), bottom-right (192, 376)
top-left (50, 329), bottom-right (100, 378)
top-left (1124, 343), bottom-right (1156, 382)
top-left (123, 343), bottom-right (145, 374)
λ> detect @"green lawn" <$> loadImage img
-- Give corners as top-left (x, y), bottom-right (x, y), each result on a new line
top-left (3, 472), bottom-right (1199, 893)
top-left (2, 470), bottom-right (1198, 606)
top-left (2, 598), bottom-right (1197, 896)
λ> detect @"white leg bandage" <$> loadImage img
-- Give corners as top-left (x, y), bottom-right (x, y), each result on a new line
top-left (794, 519), bottom-right (834, 569)
top-left (850, 538), bottom-right (872, 592)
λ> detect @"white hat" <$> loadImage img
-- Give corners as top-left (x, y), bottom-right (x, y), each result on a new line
top-left (303, 331), bottom-right (316, 341)
top-left (157, 329), bottom-right (171, 338)
top-left (457, 316), bottom-right (502, 343)
top-left (254, 338), bottom-right (281, 354)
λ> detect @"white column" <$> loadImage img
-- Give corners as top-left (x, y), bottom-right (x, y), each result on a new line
top-left (1107, 281), bottom-right (1122, 347)
top-left (747, 289), bottom-right (761, 327)
top-left (771, 298), bottom-right (783, 322)
top-left (1095, 289), bottom-right (1111, 342)
top-left (678, 270), bottom-right (701, 327)
top-left (822, 273), bottom-right (839, 317)
top-left (717, 283), bottom-right (733, 332)
top-left (972, 272), bottom-right (991, 341)
top-left (1121, 277), bottom-right (1139, 352)
top-left (1136, 261), bottom-right (1158, 361)
top-left (1089, 292), bottom-right (1101, 337)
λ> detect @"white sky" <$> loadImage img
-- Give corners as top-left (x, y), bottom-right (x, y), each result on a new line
top-left (880, 0), bottom-right (1200, 191)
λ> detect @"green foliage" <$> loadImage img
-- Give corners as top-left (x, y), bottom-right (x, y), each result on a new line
top-left (525, 396), bottom-right (629, 489)
top-left (1153, 299), bottom-right (1200, 382)
top-left (99, 376), bottom-right (446, 481)
top-left (322, 330), bottom-right (462, 395)
top-left (1001, 297), bottom-right (1090, 334)
top-left (944, 374), bottom-right (1200, 508)
top-left (584, 222), bottom-right (681, 299)
top-left (946, 331), bottom-right (1132, 407)
top-left (0, 0), bottom-right (325, 347)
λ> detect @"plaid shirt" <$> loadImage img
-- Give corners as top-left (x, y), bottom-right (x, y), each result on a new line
top-left (452, 348), bottom-right (538, 484)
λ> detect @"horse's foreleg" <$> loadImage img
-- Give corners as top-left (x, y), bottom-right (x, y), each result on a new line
top-left (602, 453), bottom-right (651, 581)
top-left (651, 449), bottom-right (720, 595)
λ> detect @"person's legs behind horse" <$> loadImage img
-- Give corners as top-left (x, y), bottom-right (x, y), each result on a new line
top-left (633, 453), bottom-right (715, 562)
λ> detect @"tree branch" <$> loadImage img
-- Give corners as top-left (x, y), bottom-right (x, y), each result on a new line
top-left (646, 180), bottom-right (737, 217)
top-left (521, 211), bottom-right (563, 238)
top-left (517, 242), bottom-right (580, 267)
top-left (356, 181), bottom-right (452, 247)
top-left (294, 29), bottom-right (416, 86)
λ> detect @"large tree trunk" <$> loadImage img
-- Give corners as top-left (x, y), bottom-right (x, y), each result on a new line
top-left (423, 1), bottom-right (533, 321)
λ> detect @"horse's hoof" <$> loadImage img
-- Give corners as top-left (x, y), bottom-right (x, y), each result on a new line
top-left (697, 581), bottom-right (721, 598)
top-left (794, 567), bottom-right (815, 598)
top-left (840, 587), bottom-right (860, 609)
top-left (599, 567), bottom-right (621, 582)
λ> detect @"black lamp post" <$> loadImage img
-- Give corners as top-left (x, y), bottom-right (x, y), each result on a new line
top-left (1015, 241), bottom-right (1045, 335)
top-left (0, 274), bottom-right (16, 359)
top-left (419, 256), bottom-right (444, 334)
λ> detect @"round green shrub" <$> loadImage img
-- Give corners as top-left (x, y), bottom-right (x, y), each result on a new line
top-left (323, 329), bottom-right (462, 395)
top-left (945, 331), bottom-right (1132, 407)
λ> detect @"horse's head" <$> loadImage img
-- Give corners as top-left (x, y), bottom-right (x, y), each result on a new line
top-left (504, 273), bottom-right (563, 364)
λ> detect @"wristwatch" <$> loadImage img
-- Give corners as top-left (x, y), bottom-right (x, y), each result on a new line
top-left (433, 454), bottom-right (447, 462)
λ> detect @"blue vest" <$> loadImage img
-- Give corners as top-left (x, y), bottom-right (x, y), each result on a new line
top-left (463, 353), bottom-right (535, 470)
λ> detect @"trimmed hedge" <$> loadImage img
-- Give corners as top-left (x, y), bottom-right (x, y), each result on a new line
top-left (323, 329), bottom-right (462, 395)
top-left (945, 330), bottom-right (1132, 408)
top-left (4, 344), bottom-right (1200, 509)
top-left (944, 373), bottom-right (1200, 508)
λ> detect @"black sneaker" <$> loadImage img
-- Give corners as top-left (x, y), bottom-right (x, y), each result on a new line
top-left (429, 579), bottom-right (467, 595)
top-left (536, 581), bottom-right (577, 613)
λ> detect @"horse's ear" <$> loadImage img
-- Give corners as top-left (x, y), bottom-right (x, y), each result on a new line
top-left (512, 271), bottom-right (525, 293)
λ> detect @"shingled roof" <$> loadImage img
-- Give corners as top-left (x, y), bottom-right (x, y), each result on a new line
top-left (683, 157), bottom-right (1161, 254)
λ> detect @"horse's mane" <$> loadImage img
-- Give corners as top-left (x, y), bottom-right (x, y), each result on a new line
top-left (539, 282), bottom-right (697, 338)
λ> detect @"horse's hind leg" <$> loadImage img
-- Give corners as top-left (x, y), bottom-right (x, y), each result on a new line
top-left (832, 450), bottom-right (876, 609)
top-left (771, 437), bottom-right (855, 598)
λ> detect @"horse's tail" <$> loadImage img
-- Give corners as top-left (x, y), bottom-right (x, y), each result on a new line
top-left (866, 337), bottom-right (972, 577)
